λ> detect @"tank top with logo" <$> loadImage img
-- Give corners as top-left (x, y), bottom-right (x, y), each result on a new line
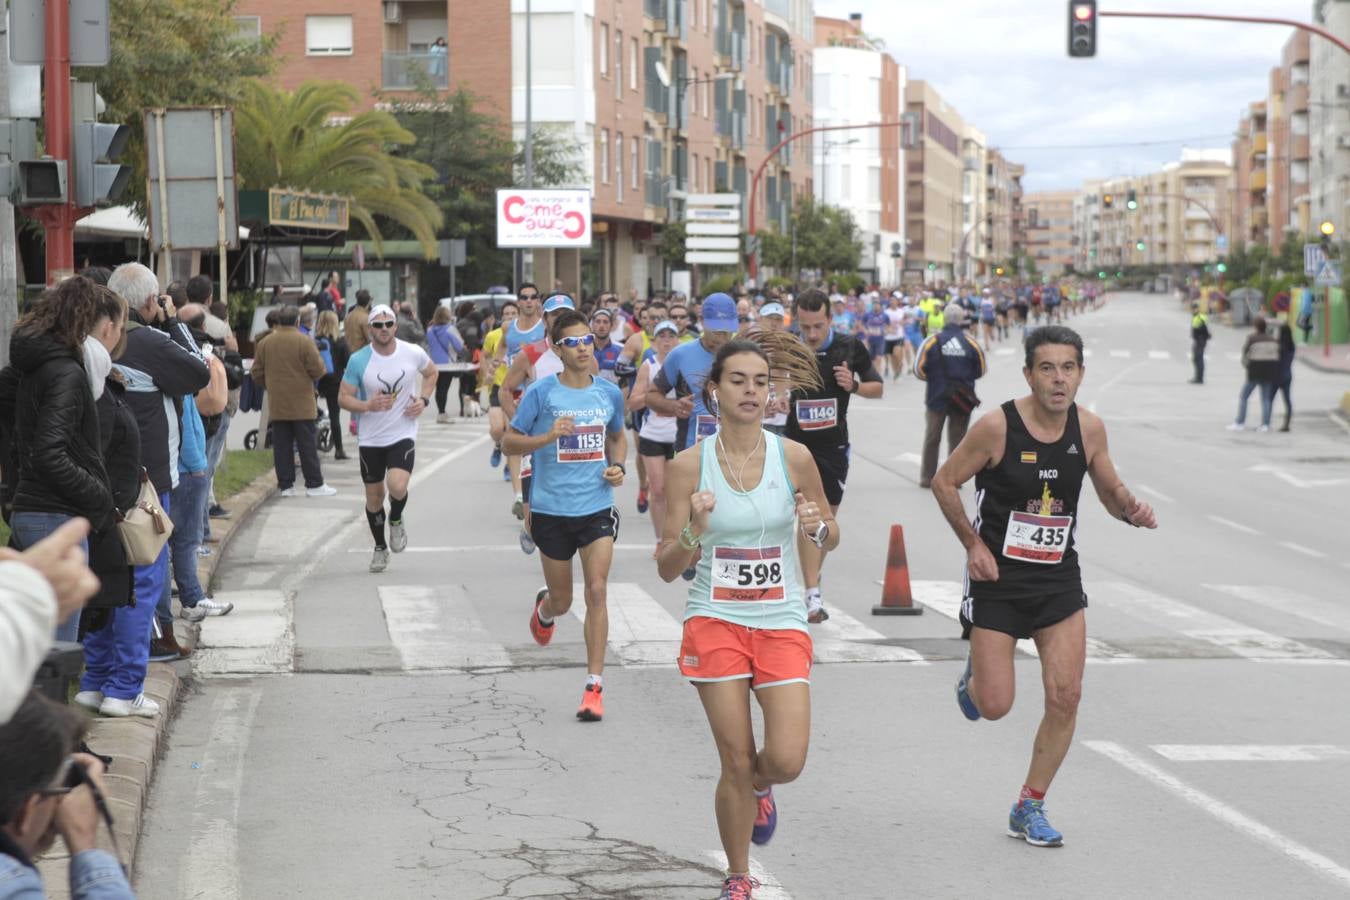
top-left (967, 400), bottom-right (1088, 601)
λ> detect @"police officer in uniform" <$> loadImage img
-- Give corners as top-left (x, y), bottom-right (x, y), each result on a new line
top-left (1189, 301), bottom-right (1210, 384)
top-left (929, 325), bottom-right (1158, 849)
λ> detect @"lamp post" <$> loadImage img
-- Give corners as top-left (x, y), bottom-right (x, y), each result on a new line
top-left (818, 137), bottom-right (859, 207)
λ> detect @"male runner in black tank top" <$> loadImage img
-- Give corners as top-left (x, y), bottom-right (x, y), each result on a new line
top-left (930, 325), bottom-right (1158, 849)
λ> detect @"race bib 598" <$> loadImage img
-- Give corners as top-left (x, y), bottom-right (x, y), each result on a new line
top-left (711, 546), bottom-right (786, 602)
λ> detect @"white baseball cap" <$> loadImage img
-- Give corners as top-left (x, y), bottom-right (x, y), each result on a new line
top-left (369, 303), bottom-right (396, 322)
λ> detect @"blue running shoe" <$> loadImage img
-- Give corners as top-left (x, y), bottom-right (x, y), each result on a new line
top-left (1008, 799), bottom-right (1063, 847)
top-left (502, 465), bottom-right (512, 482)
top-left (490, 446), bottom-right (503, 468)
top-left (956, 655), bottom-right (981, 721)
top-left (751, 788), bottom-right (777, 845)
top-left (519, 527), bottom-right (536, 555)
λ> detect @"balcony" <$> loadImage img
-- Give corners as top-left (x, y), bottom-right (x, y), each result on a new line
top-left (1249, 169), bottom-right (1267, 192)
top-left (1249, 133), bottom-right (1267, 155)
top-left (382, 51), bottom-right (449, 90)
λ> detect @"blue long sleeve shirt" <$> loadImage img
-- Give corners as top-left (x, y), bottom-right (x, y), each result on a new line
top-left (0, 847), bottom-right (135, 900)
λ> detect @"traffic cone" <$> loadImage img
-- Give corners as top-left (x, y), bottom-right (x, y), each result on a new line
top-left (872, 524), bottom-right (923, 616)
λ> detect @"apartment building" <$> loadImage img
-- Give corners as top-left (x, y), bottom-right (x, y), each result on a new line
top-left (1310, 0), bottom-right (1350, 233)
top-left (812, 13), bottom-right (905, 284)
top-left (1023, 190), bottom-right (1076, 276)
top-left (904, 80), bottom-right (967, 283)
top-left (1230, 102), bottom-right (1268, 246)
top-left (985, 148), bottom-right (1021, 269)
top-left (960, 126), bottom-right (988, 280)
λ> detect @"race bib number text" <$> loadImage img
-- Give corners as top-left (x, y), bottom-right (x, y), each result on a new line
top-left (711, 546), bottom-right (786, 602)
top-left (795, 398), bottom-right (839, 431)
top-left (557, 424), bottom-right (606, 463)
top-left (1001, 511), bottom-right (1073, 564)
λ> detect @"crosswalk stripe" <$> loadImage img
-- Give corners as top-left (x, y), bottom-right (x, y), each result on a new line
top-left (705, 852), bottom-right (792, 899)
top-left (1099, 582), bottom-right (1345, 664)
top-left (995, 347), bottom-right (1015, 356)
top-left (1147, 350), bottom-right (1171, 360)
top-left (1109, 349), bottom-right (1132, 359)
top-left (813, 610), bottom-right (930, 665)
top-left (1205, 584), bottom-right (1350, 636)
top-left (1151, 744), bottom-right (1350, 762)
top-left (571, 582), bottom-right (681, 668)
top-left (192, 590), bottom-right (294, 675)
top-left (380, 585), bottom-right (512, 670)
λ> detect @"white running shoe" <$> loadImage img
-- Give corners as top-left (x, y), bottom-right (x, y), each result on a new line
top-left (73, 691), bottom-right (104, 712)
top-left (806, 593), bottom-right (830, 624)
top-left (307, 484), bottom-right (338, 497)
top-left (1256, 424), bottom-right (1270, 433)
top-left (279, 488), bottom-right (297, 497)
top-left (178, 604), bottom-right (207, 623)
top-left (1225, 423), bottom-right (1246, 431)
top-left (389, 520), bottom-right (408, 553)
top-left (196, 597), bottom-right (234, 617)
top-left (370, 547), bottom-right (390, 573)
top-left (100, 693), bottom-right (160, 718)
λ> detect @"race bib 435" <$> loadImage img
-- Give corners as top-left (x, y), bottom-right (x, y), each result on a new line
top-left (1002, 511), bottom-right (1073, 564)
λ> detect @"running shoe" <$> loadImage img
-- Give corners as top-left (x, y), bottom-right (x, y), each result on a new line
top-left (370, 547), bottom-right (390, 573)
top-left (196, 597), bottom-right (234, 617)
top-left (389, 520), bottom-right (408, 553)
top-left (576, 683), bottom-right (604, 722)
top-left (490, 445), bottom-right (503, 468)
top-left (529, 589), bottom-right (555, 646)
top-left (956, 655), bottom-right (981, 721)
top-left (751, 788), bottom-right (777, 845)
top-left (805, 594), bottom-right (829, 624)
top-left (636, 488), bottom-right (649, 514)
top-left (519, 526), bottom-right (536, 555)
top-left (502, 465), bottom-right (511, 482)
top-left (1008, 799), bottom-right (1063, 847)
top-left (512, 498), bottom-right (524, 519)
top-left (718, 875), bottom-right (761, 900)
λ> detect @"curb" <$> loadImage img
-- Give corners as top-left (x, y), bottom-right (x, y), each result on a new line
top-left (36, 465), bottom-right (276, 897)
top-left (1295, 351), bottom-right (1350, 375)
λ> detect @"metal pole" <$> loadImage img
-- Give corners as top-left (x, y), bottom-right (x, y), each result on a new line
top-left (38, 0), bottom-right (76, 283)
top-left (1324, 285), bottom-right (1332, 359)
top-left (213, 108), bottom-right (229, 314)
top-left (514, 0), bottom-right (535, 292)
top-left (0, 25), bottom-right (18, 368)
top-left (1100, 11), bottom-right (1350, 57)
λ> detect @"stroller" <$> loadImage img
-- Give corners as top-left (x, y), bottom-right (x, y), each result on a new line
top-left (239, 372), bottom-right (333, 454)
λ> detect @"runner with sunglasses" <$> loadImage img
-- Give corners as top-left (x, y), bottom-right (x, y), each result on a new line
top-left (494, 284), bottom-right (545, 520)
top-left (505, 309), bottom-right (627, 722)
top-left (339, 304), bottom-right (439, 573)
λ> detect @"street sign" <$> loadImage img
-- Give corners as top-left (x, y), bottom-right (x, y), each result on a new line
top-left (686, 207), bottom-right (740, 222)
top-left (1216, 234), bottom-right (1228, 251)
top-left (495, 189), bottom-right (591, 248)
top-left (684, 192), bottom-right (740, 206)
top-left (685, 251), bottom-right (740, 265)
top-left (686, 222), bottom-right (739, 236)
top-left (145, 108), bottom-right (239, 251)
top-left (686, 236), bottom-right (740, 251)
top-left (10, 0), bottom-right (110, 66)
top-left (684, 192), bottom-right (742, 268)
top-left (1305, 243), bottom-right (1327, 276)
top-left (1313, 259), bottom-right (1342, 288)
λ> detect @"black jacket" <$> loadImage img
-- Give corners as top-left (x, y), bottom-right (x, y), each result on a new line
top-left (84, 376), bottom-right (139, 618)
top-left (114, 314), bottom-right (210, 494)
top-left (0, 328), bottom-right (114, 529)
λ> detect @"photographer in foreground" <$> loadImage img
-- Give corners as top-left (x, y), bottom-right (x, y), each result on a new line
top-left (0, 691), bottom-right (135, 898)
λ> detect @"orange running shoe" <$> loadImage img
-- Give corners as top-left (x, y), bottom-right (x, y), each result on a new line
top-left (576, 683), bottom-right (604, 721)
top-left (529, 589), bottom-right (555, 646)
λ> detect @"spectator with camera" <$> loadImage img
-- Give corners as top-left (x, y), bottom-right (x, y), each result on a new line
top-left (176, 300), bottom-right (243, 533)
top-left (0, 691), bottom-right (135, 899)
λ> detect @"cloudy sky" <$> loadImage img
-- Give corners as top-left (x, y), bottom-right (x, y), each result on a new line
top-left (821, 0), bottom-right (1311, 194)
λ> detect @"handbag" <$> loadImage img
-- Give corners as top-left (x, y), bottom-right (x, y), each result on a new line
top-left (116, 469), bottom-right (174, 566)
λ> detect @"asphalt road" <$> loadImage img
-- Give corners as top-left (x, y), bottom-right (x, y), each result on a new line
top-left (137, 292), bottom-right (1350, 899)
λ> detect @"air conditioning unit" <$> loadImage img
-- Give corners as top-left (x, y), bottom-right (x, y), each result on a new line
top-left (383, 1), bottom-right (402, 24)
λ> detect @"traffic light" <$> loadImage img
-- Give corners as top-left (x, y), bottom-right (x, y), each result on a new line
top-left (73, 122), bottom-right (132, 208)
top-left (1126, 189), bottom-right (1138, 211)
top-left (1135, 241), bottom-right (1146, 251)
top-left (15, 159), bottom-right (68, 204)
top-left (1321, 220), bottom-right (1336, 238)
top-left (1098, 271), bottom-right (1106, 279)
top-left (1069, 1), bottom-right (1097, 58)
top-left (927, 262), bottom-right (936, 271)
top-left (0, 119), bottom-right (65, 204)
top-left (995, 266), bottom-right (1005, 276)
top-left (1216, 262), bottom-right (1227, 273)
top-left (1102, 193), bottom-right (1113, 209)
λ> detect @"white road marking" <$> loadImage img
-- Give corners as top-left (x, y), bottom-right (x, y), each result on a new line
top-left (705, 852), bottom-right (792, 899)
top-left (182, 687), bottom-right (262, 900)
top-left (1278, 541), bottom-right (1327, 559)
top-left (191, 590), bottom-right (294, 675)
top-left (1151, 744), bottom-right (1350, 762)
top-left (892, 451), bottom-right (922, 466)
top-left (1147, 350), bottom-right (1171, 360)
top-left (1085, 741), bottom-right (1350, 891)
top-left (346, 544), bottom-right (656, 554)
top-left (1206, 584), bottom-right (1350, 635)
top-left (1087, 361), bottom-right (1143, 413)
top-left (1109, 349), bottom-right (1132, 359)
top-left (1249, 463), bottom-right (1350, 490)
top-left (1206, 514), bottom-right (1261, 536)
top-left (995, 347), bottom-right (1015, 356)
top-left (1136, 484), bottom-right (1175, 503)
top-left (1328, 412), bottom-right (1350, 437)
top-left (380, 585), bottom-right (512, 670)
top-left (571, 582), bottom-right (682, 668)
top-left (813, 609), bottom-right (930, 664)
top-left (1099, 582), bottom-right (1344, 664)
top-left (1225, 351), bottom-right (1242, 361)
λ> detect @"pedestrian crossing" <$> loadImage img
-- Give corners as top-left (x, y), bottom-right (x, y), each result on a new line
top-left (989, 346), bottom-right (1245, 363)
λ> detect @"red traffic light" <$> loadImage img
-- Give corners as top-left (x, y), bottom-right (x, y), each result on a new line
top-left (1069, 1), bottom-right (1097, 57)
top-left (1073, 3), bottom-right (1093, 20)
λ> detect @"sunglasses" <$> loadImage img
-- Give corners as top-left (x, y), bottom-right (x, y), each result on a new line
top-left (370, 321), bottom-right (396, 330)
top-left (557, 333), bottom-right (595, 348)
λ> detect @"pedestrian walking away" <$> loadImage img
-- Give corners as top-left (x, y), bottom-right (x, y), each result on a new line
top-left (1275, 321), bottom-right (1295, 432)
top-left (784, 288), bottom-right (883, 623)
top-left (656, 334), bottom-right (832, 900)
top-left (1189, 302), bottom-right (1210, 384)
top-left (930, 325), bottom-right (1158, 849)
top-left (503, 309), bottom-right (627, 722)
top-left (338, 304), bottom-right (438, 573)
top-left (314, 311), bottom-right (352, 459)
top-left (914, 303), bottom-right (987, 488)
top-left (1227, 315), bottom-right (1279, 432)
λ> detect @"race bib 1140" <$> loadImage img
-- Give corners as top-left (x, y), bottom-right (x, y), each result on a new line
top-left (711, 546), bottom-right (786, 602)
top-left (795, 398), bottom-right (838, 431)
top-left (695, 414), bottom-right (719, 442)
top-left (1001, 511), bottom-right (1073, 564)
top-left (557, 424), bottom-right (606, 463)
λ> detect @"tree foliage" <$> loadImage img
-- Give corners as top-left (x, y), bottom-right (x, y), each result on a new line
top-left (79, 0), bottom-right (277, 213)
top-left (758, 198), bottom-right (861, 278)
top-left (234, 81), bottom-right (443, 258)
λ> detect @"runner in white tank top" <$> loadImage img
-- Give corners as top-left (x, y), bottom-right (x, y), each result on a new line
top-left (627, 320), bottom-right (681, 551)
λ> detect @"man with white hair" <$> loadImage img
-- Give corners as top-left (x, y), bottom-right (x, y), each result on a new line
top-left (914, 302), bottom-right (987, 489)
top-left (102, 261), bottom-right (211, 689)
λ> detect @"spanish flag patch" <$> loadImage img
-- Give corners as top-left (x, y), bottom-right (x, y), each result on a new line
top-left (1020, 451), bottom-right (1038, 464)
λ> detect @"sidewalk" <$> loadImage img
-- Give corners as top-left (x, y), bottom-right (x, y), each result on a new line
top-left (35, 466), bottom-right (276, 897)
top-left (1296, 342), bottom-right (1350, 375)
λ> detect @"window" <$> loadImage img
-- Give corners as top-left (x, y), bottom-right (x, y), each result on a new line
top-left (600, 24), bottom-right (609, 75)
top-left (841, 164), bottom-right (852, 201)
top-left (869, 167), bottom-right (881, 204)
top-left (691, 67), bottom-right (699, 115)
top-left (630, 38), bottom-right (639, 90)
top-left (614, 30), bottom-right (623, 98)
top-left (631, 137), bottom-right (640, 190)
top-left (691, 152), bottom-right (699, 191)
top-left (233, 16), bottom-right (261, 40)
top-left (616, 133), bottom-right (624, 201)
top-left (705, 0), bottom-right (711, 33)
top-left (601, 128), bottom-right (610, 184)
top-left (306, 15), bottom-right (352, 55)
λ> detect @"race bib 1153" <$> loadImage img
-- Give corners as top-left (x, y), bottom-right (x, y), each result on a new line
top-left (557, 424), bottom-right (606, 463)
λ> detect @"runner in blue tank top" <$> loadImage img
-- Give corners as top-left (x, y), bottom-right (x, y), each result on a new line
top-left (657, 335), bottom-right (836, 900)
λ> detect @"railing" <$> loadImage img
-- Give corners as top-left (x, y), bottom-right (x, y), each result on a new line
top-left (382, 51), bottom-right (449, 90)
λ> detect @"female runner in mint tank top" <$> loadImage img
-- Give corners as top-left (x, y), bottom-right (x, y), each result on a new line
top-left (657, 335), bottom-right (836, 900)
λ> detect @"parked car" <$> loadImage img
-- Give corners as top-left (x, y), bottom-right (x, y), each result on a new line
top-left (437, 292), bottom-right (515, 321)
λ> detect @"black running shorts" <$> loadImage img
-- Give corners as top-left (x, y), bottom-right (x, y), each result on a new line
top-left (811, 445), bottom-right (850, 507)
top-left (489, 385), bottom-right (501, 408)
top-left (359, 438), bottom-right (416, 484)
top-left (638, 436), bottom-right (675, 460)
top-left (959, 589), bottom-right (1087, 641)
top-left (529, 507), bottom-right (620, 560)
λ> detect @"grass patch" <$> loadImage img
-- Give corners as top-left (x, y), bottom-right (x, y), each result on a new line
top-left (214, 449), bottom-right (275, 502)
top-left (0, 518), bottom-right (8, 548)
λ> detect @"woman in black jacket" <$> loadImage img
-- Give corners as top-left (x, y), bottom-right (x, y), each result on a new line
top-left (314, 310), bottom-right (351, 459)
top-left (0, 276), bottom-right (116, 641)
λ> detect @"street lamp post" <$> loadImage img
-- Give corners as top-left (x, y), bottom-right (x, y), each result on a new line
top-left (817, 137), bottom-right (858, 207)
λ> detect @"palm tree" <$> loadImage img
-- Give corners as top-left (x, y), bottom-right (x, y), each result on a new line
top-left (234, 80), bottom-right (443, 258)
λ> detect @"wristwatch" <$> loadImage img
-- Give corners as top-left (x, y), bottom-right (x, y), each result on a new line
top-left (611, 462), bottom-right (626, 474)
top-left (420, 395), bottom-right (431, 410)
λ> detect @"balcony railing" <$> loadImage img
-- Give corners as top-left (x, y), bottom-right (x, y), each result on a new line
top-left (382, 51), bottom-right (449, 90)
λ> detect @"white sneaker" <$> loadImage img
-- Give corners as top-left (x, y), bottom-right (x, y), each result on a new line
top-left (178, 604), bottom-right (207, 623)
top-left (100, 693), bottom-right (160, 718)
top-left (306, 484), bottom-right (338, 497)
top-left (1256, 424), bottom-right (1270, 433)
top-left (1225, 423), bottom-right (1245, 431)
top-left (389, 520), bottom-right (408, 553)
top-left (370, 547), bottom-right (390, 573)
top-left (279, 488), bottom-right (297, 497)
top-left (73, 691), bottom-right (104, 712)
top-left (436, 413), bottom-right (451, 424)
top-left (806, 593), bottom-right (830, 624)
top-left (196, 597), bottom-right (234, 617)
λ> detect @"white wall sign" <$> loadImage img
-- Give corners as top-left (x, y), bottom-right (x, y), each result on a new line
top-left (496, 189), bottom-right (592, 248)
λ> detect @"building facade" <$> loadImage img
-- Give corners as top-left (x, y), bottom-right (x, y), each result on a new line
top-left (812, 14), bottom-right (904, 285)
top-left (984, 148), bottom-right (1020, 270)
top-left (1022, 190), bottom-right (1076, 276)
top-left (904, 80), bottom-right (967, 283)
top-left (960, 126), bottom-right (988, 281)
top-left (1310, 0), bottom-right (1349, 235)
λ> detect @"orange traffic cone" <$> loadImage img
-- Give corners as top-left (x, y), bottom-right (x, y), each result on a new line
top-left (872, 524), bottom-right (923, 616)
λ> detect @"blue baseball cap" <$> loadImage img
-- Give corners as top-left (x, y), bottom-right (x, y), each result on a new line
top-left (700, 292), bottom-right (738, 332)
top-left (542, 294), bottom-right (575, 313)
